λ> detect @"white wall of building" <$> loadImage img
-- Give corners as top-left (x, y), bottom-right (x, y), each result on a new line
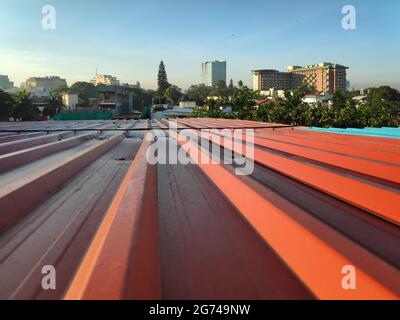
top-left (91, 75), bottom-right (120, 86)
top-left (179, 101), bottom-right (196, 108)
top-left (62, 93), bottom-right (79, 109)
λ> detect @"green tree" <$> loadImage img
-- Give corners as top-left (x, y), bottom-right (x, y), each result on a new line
top-left (363, 97), bottom-right (392, 128)
top-left (50, 85), bottom-right (69, 96)
top-left (70, 82), bottom-right (96, 99)
top-left (70, 81), bottom-right (96, 107)
top-left (0, 89), bottom-right (13, 120)
top-left (228, 79), bottom-right (234, 90)
top-left (186, 84), bottom-right (213, 105)
top-left (11, 90), bottom-right (39, 121)
top-left (312, 103), bottom-right (334, 127)
top-left (363, 86), bottom-right (400, 127)
top-left (188, 83), bottom-right (399, 128)
top-left (230, 85), bottom-right (258, 120)
top-left (205, 98), bottom-right (225, 118)
top-left (131, 87), bottom-right (155, 112)
top-left (43, 92), bottom-right (64, 117)
top-left (165, 85), bottom-right (183, 105)
top-left (331, 90), bottom-right (348, 127)
top-left (291, 101), bottom-right (314, 126)
top-left (157, 61), bottom-right (169, 96)
top-left (256, 101), bottom-right (283, 123)
top-left (334, 100), bottom-right (361, 128)
top-left (367, 86), bottom-right (400, 103)
top-left (278, 88), bottom-right (306, 124)
top-left (209, 80), bottom-right (230, 98)
top-left (331, 90), bottom-right (346, 110)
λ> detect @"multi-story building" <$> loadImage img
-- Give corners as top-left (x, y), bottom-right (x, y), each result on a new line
top-left (26, 76), bottom-right (67, 91)
top-left (25, 76), bottom-right (67, 97)
top-left (253, 62), bottom-right (348, 94)
top-left (252, 69), bottom-right (303, 92)
top-left (0, 75), bottom-right (14, 90)
top-left (91, 75), bottom-right (120, 86)
top-left (96, 85), bottom-right (133, 115)
top-left (202, 60), bottom-right (227, 87)
top-left (287, 63), bottom-right (348, 93)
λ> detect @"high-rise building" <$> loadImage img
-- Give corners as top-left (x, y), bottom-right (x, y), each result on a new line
top-left (252, 69), bottom-right (303, 92)
top-left (0, 75), bottom-right (14, 90)
top-left (25, 76), bottom-right (67, 91)
top-left (202, 60), bottom-right (227, 87)
top-left (287, 63), bottom-right (348, 93)
top-left (91, 75), bottom-right (120, 86)
top-left (253, 62), bottom-right (348, 94)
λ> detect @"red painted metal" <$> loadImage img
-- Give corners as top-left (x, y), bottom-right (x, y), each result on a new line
top-left (279, 127), bottom-right (400, 153)
top-left (177, 119), bottom-right (400, 225)
top-left (253, 129), bottom-right (400, 165)
top-left (1, 119), bottom-right (399, 300)
top-left (169, 125), bottom-right (399, 300)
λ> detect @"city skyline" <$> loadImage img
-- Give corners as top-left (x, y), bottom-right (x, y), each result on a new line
top-left (1, 0), bottom-right (400, 90)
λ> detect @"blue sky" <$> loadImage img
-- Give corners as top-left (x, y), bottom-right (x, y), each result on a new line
top-left (0, 0), bottom-right (399, 90)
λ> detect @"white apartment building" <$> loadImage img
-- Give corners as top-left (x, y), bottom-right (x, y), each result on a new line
top-left (91, 75), bottom-right (120, 86)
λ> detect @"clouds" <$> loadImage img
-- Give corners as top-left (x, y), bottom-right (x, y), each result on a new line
top-left (0, 0), bottom-right (399, 90)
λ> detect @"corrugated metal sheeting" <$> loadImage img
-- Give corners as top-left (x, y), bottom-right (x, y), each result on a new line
top-left (310, 127), bottom-right (400, 139)
top-left (0, 119), bottom-right (399, 300)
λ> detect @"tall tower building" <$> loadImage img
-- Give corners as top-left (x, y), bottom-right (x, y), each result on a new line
top-left (202, 60), bottom-right (227, 87)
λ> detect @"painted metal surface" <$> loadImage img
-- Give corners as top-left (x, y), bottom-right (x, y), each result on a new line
top-left (309, 127), bottom-right (400, 139)
top-left (0, 119), bottom-right (398, 300)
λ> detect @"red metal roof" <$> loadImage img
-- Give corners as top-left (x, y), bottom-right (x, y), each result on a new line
top-left (0, 119), bottom-right (399, 300)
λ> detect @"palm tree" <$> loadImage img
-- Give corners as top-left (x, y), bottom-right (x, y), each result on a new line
top-left (47, 92), bottom-right (64, 115)
top-left (11, 90), bottom-right (38, 121)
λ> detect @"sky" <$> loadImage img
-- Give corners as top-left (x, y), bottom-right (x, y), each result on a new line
top-left (0, 0), bottom-right (399, 90)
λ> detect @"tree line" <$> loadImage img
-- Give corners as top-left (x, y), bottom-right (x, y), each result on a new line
top-left (191, 85), bottom-right (400, 128)
top-left (0, 89), bottom-right (63, 121)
